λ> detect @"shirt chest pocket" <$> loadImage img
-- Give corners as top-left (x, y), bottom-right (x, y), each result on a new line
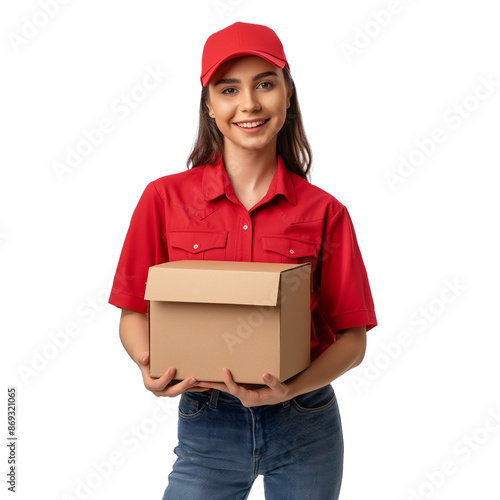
top-left (168, 230), bottom-right (228, 261)
top-left (262, 236), bottom-right (318, 265)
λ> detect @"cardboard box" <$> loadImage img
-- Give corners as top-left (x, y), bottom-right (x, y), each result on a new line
top-left (144, 260), bottom-right (311, 384)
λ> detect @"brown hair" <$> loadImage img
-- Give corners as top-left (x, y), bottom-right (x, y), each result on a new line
top-left (186, 66), bottom-right (312, 181)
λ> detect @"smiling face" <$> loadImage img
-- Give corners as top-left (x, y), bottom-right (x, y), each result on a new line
top-left (205, 56), bottom-right (292, 156)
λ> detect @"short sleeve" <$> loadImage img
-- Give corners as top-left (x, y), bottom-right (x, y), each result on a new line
top-left (108, 181), bottom-right (168, 313)
top-left (317, 205), bottom-right (377, 333)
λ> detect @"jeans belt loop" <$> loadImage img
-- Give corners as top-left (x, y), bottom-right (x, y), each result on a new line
top-left (208, 389), bottom-right (220, 408)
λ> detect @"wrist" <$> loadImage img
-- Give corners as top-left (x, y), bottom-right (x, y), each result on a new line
top-left (283, 373), bottom-right (304, 400)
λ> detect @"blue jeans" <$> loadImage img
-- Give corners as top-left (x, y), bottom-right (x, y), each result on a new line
top-left (162, 384), bottom-right (344, 499)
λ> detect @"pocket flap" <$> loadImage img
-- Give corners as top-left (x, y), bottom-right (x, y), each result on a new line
top-left (262, 236), bottom-right (317, 258)
top-left (170, 230), bottom-right (228, 254)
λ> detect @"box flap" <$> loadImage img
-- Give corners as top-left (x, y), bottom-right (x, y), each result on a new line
top-left (145, 261), bottom-right (307, 306)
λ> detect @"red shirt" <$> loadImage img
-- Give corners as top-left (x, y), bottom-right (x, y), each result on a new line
top-left (109, 154), bottom-right (377, 362)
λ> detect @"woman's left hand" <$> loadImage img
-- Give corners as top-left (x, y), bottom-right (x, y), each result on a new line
top-left (196, 368), bottom-right (291, 407)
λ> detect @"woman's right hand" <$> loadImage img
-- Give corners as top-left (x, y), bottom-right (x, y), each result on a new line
top-left (136, 352), bottom-right (207, 397)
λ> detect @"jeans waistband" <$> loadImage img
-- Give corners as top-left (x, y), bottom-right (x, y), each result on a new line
top-left (206, 389), bottom-right (291, 409)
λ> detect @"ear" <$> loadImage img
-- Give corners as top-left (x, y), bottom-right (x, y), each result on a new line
top-left (205, 97), bottom-right (213, 117)
top-left (286, 87), bottom-right (293, 109)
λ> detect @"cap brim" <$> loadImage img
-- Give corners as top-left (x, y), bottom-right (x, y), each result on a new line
top-left (201, 50), bottom-right (288, 86)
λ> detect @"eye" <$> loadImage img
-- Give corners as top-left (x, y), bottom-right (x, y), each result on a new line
top-left (221, 87), bottom-right (237, 95)
top-left (258, 81), bottom-right (274, 90)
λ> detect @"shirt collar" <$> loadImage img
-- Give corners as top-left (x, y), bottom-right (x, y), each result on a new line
top-left (202, 154), bottom-right (297, 205)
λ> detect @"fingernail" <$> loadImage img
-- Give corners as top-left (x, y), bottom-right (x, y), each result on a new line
top-left (189, 378), bottom-right (198, 386)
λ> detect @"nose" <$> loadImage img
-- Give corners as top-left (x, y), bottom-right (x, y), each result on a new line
top-left (239, 88), bottom-right (261, 112)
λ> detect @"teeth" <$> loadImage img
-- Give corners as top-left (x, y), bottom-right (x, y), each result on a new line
top-left (236, 120), bottom-right (266, 128)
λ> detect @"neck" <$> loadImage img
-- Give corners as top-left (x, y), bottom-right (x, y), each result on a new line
top-left (222, 142), bottom-right (278, 191)
top-left (222, 141), bottom-right (278, 211)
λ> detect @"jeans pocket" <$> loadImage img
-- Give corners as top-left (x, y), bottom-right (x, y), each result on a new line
top-left (291, 384), bottom-right (337, 414)
top-left (178, 392), bottom-right (208, 420)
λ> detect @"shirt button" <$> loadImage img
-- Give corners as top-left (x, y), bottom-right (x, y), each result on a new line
top-left (193, 244), bottom-right (199, 249)
top-left (289, 249), bottom-right (295, 254)
top-left (243, 225), bottom-right (248, 230)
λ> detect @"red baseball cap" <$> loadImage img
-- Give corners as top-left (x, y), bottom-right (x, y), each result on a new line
top-left (200, 22), bottom-right (290, 87)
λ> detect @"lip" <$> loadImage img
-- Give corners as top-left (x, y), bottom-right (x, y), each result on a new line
top-left (233, 118), bottom-right (270, 132)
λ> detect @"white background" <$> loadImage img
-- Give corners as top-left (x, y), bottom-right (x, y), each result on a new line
top-left (1, 1), bottom-right (499, 499)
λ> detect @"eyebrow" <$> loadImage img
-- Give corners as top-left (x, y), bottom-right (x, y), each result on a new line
top-left (213, 71), bottom-right (280, 87)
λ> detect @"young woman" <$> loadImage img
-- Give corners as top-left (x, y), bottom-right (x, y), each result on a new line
top-left (109, 22), bottom-right (377, 500)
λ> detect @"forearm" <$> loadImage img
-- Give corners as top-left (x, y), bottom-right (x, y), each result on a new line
top-left (119, 309), bottom-right (149, 363)
top-left (285, 326), bottom-right (367, 399)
